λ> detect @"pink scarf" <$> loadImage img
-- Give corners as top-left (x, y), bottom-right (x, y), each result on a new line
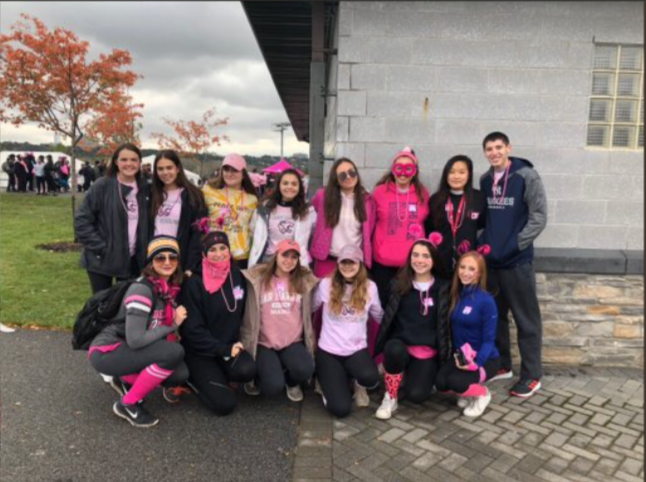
top-left (202, 256), bottom-right (231, 294)
top-left (148, 276), bottom-right (181, 342)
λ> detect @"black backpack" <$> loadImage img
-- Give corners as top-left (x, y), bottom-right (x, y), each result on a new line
top-left (72, 278), bottom-right (153, 350)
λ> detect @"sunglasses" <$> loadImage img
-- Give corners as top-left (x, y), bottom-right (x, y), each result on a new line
top-left (153, 253), bottom-right (179, 263)
top-left (392, 163), bottom-right (417, 178)
top-left (222, 165), bottom-right (240, 173)
top-left (337, 168), bottom-right (358, 183)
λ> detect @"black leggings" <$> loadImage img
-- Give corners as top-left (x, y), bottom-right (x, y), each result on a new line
top-left (315, 348), bottom-right (379, 418)
top-left (371, 262), bottom-right (400, 308)
top-left (256, 343), bottom-right (314, 397)
top-left (436, 357), bottom-right (500, 394)
top-left (185, 351), bottom-right (256, 416)
top-left (89, 340), bottom-right (188, 387)
top-left (87, 257), bottom-right (139, 294)
top-left (383, 339), bottom-right (438, 404)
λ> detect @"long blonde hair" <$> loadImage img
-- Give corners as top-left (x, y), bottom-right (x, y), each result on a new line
top-left (449, 251), bottom-right (488, 315)
top-left (329, 263), bottom-right (370, 316)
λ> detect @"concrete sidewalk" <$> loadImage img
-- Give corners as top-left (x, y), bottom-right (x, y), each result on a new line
top-left (295, 366), bottom-right (644, 482)
top-left (0, 330), bottom-right (299, 482)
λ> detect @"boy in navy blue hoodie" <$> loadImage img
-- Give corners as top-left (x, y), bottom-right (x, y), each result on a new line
top-left (479, 132), bottom-right (547, 398)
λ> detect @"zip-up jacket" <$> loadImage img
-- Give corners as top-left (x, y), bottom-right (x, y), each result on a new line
top-left (248, 203), bottom-right (317, 268)
top-left (180, 266), bottom-right (247, 357)
top-left (479, 157), bottom-right (547, 268)
top-left (374, 277), bottom-right (451, 362)
top-left (75, 176), bottom-right (150, 278)
top-left (425, 190), bottom-right (486, 275)
top-left (450, 285), bottom-right (499, 367)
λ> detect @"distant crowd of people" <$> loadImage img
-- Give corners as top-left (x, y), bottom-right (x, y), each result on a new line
top-left (2, 153), bottom-right (108, 195)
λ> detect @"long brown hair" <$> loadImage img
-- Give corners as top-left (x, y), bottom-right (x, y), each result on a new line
top-left (260, 253), bottom-right (308, 296)
top-left (324, 158), bottom-right (367, 228)
top-left (141, 261), bottom-right (184, 286)
top-left (375, 154), bottom-right (429, 205)
top-left (106, 143), bottom-right (142, 180)
top-left (151, 150), bottom-right (206, 219)
top-left (395, 240), bottom-right (442, 296)
top-left (328, 262), bottom-right (370, 316)
top-left (207, 166), bottom-right (257, 197)
top-left (263, 169), bottom-right (309, 220)
top-left (449, 251), bottom-right (488, 315)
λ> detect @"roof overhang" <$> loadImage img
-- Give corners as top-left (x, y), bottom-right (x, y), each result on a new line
top-left (242, 1), bottom-right (337, 142)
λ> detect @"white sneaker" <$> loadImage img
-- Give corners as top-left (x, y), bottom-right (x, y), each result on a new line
top-left (354, 381), bottom-right (370, 408)
top-left (463, 389), bottom-right (492, 418)
top-left (0, 323), bottom-right (15, 333)
top-left (375, 393), bottom-right (398, 420)
top-left (99, 373), bottom-right (114, 384)
top-left (457, 397), bottom-right (472, 409)
top-left (286, 384), bottom-right (304, 402)
top-left (244, 381), bottom-right (260, 396)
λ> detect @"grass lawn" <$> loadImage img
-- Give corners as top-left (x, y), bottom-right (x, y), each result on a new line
top-left (1, 193), bottom-right (91, 329)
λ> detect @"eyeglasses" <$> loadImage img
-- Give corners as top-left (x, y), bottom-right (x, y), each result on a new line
top-left (222, 165), bottom-right (239, 173)
top-left (337, 168), bottom-right (358, 183)
top-left (392, 163), bottom-right (417, 178)
top-left (153, 253), bottom-right (179, 263)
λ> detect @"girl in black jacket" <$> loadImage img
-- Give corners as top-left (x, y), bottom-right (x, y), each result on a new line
top-left (424, 155), bottom-right (486, 277)
top-left (75, 143), bottom-right (150, 293)
top-left (149, 150), bottom-right (208, 277)
top-left (373, 234), bottom-right (451, 420)
top-left (179, 230), bottom-right (256, 415)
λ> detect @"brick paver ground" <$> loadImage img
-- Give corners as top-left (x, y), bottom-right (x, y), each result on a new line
top-left (293, 366), bottom-right (644, 482)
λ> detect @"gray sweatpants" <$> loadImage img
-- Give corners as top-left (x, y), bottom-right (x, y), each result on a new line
top-left (488, 262), bottom-right (543, 381)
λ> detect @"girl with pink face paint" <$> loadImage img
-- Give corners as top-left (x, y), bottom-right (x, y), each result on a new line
top-left (371, 147), bottom-right (430, 307)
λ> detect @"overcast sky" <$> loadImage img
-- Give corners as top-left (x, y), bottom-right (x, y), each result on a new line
top-left (0, 2), bottom-right (309, 156)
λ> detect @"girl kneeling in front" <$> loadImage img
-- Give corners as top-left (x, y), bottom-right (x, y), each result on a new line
top-left (373, 234), bottom-right (451, 420)
top-left (313, 244), bottom-right (383, 417)
top-left (241, 239), bottom-right (318, 401)
top-left (180, 230), bottom-right (256, 415)
top-left (435, 250), bottom-right (499, 418)
top-left (88, 236), bottom-right (189, 428)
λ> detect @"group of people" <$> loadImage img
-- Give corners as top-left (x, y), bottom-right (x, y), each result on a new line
top-left (2, 153), bottom-right (108, 194)
top-left (74, 132), bottom-right (547, 428)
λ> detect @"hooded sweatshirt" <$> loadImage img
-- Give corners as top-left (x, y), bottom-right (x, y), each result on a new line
top-left (479, 157), bottom-right (547, 269)
top-left (372, 182), bottom-right (429, 267)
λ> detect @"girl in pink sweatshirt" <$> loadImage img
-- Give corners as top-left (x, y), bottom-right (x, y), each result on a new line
top-left (371, 147), bottom-right (430, 306)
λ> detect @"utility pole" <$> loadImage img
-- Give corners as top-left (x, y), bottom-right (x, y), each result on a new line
top-left (272, 122), bottom-right (291, 158)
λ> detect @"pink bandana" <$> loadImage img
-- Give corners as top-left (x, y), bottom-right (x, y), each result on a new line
top-left (202, 256), bottom-right (231, 294)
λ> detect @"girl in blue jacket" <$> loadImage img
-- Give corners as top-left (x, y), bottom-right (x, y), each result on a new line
top-left (435, 250), bottom-right (500, 418)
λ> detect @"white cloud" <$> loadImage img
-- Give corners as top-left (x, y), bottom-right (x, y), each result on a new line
top-left (0, 2), bottom-right (309, 157)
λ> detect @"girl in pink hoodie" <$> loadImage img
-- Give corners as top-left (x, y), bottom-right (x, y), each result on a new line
top-left (371, 147), bottom-right (430, 306)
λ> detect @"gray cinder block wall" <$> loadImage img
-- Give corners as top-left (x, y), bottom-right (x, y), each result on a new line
top-left (323, 1), bottom-right (644, 368)
top-left (325, 1), bottom-right (644, 251)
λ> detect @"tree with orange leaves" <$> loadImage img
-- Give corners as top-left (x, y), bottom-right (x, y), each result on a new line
top-left (0, 14), bottom-right (141, 212)
top-left (151, 107), bottom-right (229, 178)
top-left (84, 90), bottom-right (144, 156)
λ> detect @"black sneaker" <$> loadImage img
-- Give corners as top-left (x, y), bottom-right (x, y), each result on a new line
top-left (113, 400), bottom-right (159, 428)
top-left (510, 379), bottom-right (541, 398)
top-left (162, 386), bottom-right (192, 404)
top-left (108, 377), bottom-right (129, 397)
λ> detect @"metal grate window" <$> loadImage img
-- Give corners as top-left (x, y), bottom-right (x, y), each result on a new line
top-left (587, 44), bottom-right (644, 150)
